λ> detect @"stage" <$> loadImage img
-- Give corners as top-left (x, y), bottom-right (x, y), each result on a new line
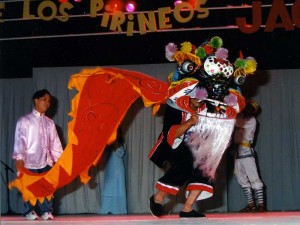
top-left (2, 212), bottom-right (300, 225)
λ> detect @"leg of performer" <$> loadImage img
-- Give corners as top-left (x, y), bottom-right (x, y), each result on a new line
top-left (242, 156), bottom-right (266, 212)
top-left (153, 190), bottom-right (168, 204)
top-left (149, 190), bottom-right (167, 217)
top-left (240, 187), bottom-right (256, 212)
top-left (31, 166), bottom-right (54, 220)
top-left (149, 162), bottom-right (191, 217)
top-left (150, 143), bottom-right (203, 218)
top-left (235, 158), bottom-right (256, 212)
top-left (182, 190), bottom-right (201, 212)
top-left (253, 187), bottom-right (265, 211)
top-left (23, 202), bottom-right (37, 220)
top-left (179, 190), bottom-right (205, 218)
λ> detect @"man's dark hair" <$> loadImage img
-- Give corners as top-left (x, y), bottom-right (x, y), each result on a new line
top-left (32, 89), bottom-right (51, 103)
top-left (243, 101), bottom-right (260, 117)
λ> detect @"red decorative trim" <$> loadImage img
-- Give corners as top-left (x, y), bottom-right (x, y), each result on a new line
top-left (186, 183), bottom-right (213, 194)
top-left (176, 96), bottom-right (195, 115)
top-left (148, 133), bottom-right (164, 158)
top-left (225, 106), bottom-right (237, 119)
top-left (156, 182), bottom-right (179, 195)
top-left (167, 125), bottom-right (179, 146)
top-left (199, 102), bottom-right (206, 112)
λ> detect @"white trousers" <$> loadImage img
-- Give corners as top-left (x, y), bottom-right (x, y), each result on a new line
top-left (234, 156), bottom-right (263, 190)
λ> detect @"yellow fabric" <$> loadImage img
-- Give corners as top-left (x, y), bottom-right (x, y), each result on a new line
top-left (239, 142), bottom-right (251, 148)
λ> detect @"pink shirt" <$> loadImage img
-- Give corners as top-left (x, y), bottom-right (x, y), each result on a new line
top-left (13, 109), bottom-right (63, 169)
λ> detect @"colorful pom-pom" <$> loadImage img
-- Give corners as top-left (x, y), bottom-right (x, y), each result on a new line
top-left (210, 36), bottom-right (223, 49)
top-left (215, 47), bottom-right (228, 60)
top-left (234, 58), bottom-right (247, 69)
top-left (180, 41), bottom-right (193, 53)
top-left (224, 93), bottom-right (238, 106)
top-left (195, 88), bottom-right (208, 100)
top-left (245, 57), bottom-right (257, 74)
top-left (203, 45), bottom-right (214, 55)
top-left (165, 53), bottom-right (174, 62)
top-left (195, 47), bottom-right (206, 59)
top-left (165, 43), bottom-right (178, 55)
top-left (165, 43), bottom-right (178, 61)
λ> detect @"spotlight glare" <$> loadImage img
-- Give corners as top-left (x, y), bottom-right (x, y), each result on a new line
top-left (126, 2), bottom-right (136, 13)
top-left (174, 0), bottom-right (182, 6)
top-left (106, 0), bottom-right (123, 12)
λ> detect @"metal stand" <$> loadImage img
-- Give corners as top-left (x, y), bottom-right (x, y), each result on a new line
top-left (1, 160), bottom-right (16, 215)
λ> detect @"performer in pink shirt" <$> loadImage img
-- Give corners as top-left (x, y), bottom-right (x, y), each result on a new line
top-left (13, 89), bottom-right (63, 220)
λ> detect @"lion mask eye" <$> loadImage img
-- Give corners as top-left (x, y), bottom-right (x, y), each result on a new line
top-left (234, 74), bottom-right (246, 85)
top-left (180, 60), bottom-right (196, 74)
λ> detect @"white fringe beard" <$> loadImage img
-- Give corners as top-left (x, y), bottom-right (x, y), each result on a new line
top-left (185, 116), bottom-right (235, 180)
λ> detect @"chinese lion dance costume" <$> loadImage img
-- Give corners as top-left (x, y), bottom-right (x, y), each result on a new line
top-left (149, 36), bottom-right (257, 181)
top-left (9, 36), bottom-right (256, 205)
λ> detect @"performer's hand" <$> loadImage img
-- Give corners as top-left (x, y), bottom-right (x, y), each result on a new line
top-left (16, 160), bottom-right (25, 171)
top-left (175, 114), bottom-right (199, 138)
top-left (187, 114), bottom-right (199, 126)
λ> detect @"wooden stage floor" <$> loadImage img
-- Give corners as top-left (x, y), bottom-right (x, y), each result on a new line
top-left (2, 211), bottom-right (300, 225)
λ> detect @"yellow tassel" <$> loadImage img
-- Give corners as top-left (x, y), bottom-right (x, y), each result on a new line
top-left (245, 59), bottom-right (257, 74)
top-left (180, 41), bottom-right (192, 53)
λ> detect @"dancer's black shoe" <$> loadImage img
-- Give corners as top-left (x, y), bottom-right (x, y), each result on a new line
top-left (179, 210), bottom-right (205, 218)
top-left (239, 204), bottom-right (257, 212)
top-left (257, 204), bottom-right (266, 212)
top-left (149, 195), bottom-right (162, 218)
